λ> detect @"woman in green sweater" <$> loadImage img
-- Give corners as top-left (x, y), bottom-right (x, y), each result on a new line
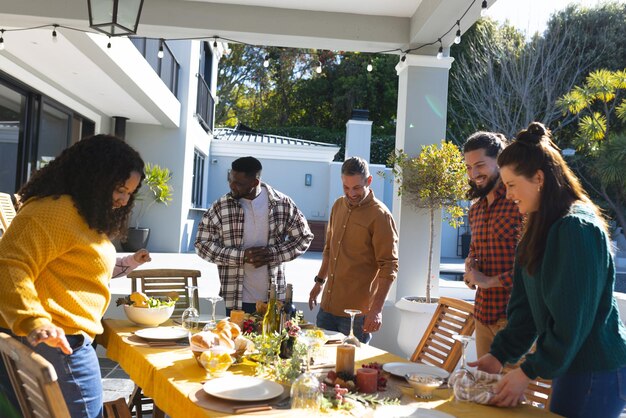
top-left (471, 122), bottom-right (626, 417)
top-left (0, 135), bottom-right (144, 418)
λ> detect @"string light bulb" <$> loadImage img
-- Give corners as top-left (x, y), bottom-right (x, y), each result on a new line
top-left (263, 55), bottom-right (270, 68)
top-left (454, 21), bottom-right (461, 44)
top-left (213, 38), bottom-right (218, 48)
top-left (107, 36), bottom-right (111, 49)
top-left (52, 24), bottom-right (58, 43)
top-left (400, 54), bottom-right (407, 62)
top-left (0, 30), bottom-right (4, 51)
top-left (481, 1), bottom-right (488, 17)
top-left (157, 39), bottom-right (164, 59)
top-left (437, 39), bottom-right (444, 59)
top-left (366, 62), bottom-right (373, 72)
top-left (315, 60), bottom-right (322, 74)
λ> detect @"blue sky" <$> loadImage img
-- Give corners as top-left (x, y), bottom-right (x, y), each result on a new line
top-left (487, 0), bottom-right (623, 37)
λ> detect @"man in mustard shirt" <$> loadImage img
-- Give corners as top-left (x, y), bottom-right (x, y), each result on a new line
top-left (308, 157), bottom-right (399, 343)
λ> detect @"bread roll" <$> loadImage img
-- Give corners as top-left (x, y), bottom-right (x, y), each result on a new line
top-left (229, 322), bottom-right (241, 339)
top-left (190, 331), bottom-right (218, 349)
top-left (216, 331), bottom-right (235, 350)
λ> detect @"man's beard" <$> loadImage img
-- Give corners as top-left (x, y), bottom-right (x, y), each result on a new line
top-left (466, 173), bottom-right (500, 200)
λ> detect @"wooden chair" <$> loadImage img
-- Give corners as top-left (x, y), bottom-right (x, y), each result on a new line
top-left (0, 192), bottom-right (17, 233)
top-left (502, 365), bottom-right (552, 408)
top-left (0, 333), bottom-right (131, 418)
top-left (103, 397), bottom-right (132, 418)
top-left (410, 297), bottom-right (476, 373)
top-left (126, 268), bottom-right (201, 417)
top-left (127, 268), bottom-right (201, 318)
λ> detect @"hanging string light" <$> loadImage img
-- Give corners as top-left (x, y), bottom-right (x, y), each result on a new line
top-left (315, 60), bottom-right (322, 74)
top-left (1, 0), bottom-right (480, 70)
top-left (436, 39), bottom-right (444, 59)
top-left (157, 39), bottom-right (164, 58)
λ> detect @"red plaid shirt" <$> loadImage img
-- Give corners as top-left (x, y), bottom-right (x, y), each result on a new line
top-left (468, 182), bottom-right (523, 325)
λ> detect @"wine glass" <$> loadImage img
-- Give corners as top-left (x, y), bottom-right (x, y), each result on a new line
top-left (449, 334), bottom-right (476, 401)
top-left (181, 285), bottom-right (199, 331)
top-left (291, 333), bottom-right (322, 411)
top-left (342, 309), bottom-right (362, 347)
top-left (202, 295), bottom-right (223, 331)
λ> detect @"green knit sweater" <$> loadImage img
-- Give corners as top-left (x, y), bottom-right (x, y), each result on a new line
top-left (490, 203), bottom-right (626, 380)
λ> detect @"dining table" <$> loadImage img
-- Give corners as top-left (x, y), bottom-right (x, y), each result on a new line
top-left (99, 318), bottom-right (562, 417)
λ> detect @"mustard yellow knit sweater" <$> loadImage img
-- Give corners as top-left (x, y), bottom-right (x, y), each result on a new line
top-left (0, 195), bottom-right (115, 339)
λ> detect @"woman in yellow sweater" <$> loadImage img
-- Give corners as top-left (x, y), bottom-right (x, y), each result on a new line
top-left (0, 134), bottom-right (144, 418)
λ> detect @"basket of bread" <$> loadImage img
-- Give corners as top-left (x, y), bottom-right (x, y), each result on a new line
top-left (189, 319), bottom-right (255, 367)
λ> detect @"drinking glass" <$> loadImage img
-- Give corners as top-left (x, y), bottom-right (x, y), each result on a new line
top-left (202, 295), bottom-right (223, 331)
top-left (291, 334), bottom-right (322, 411)
top-left (181, 285), bottom-right (199, 331)
top-left (449, 334), bottom-right (476, 401)
top-left (342, 309), bottom-right (362, 347)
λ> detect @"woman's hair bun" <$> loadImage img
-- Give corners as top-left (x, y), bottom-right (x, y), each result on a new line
top-left (527, 122), bottom-right (548, 137)
top-left (516, 121), bottom-right (549, 145)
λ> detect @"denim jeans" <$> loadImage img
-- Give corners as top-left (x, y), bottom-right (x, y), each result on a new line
top-left (0, 329), bottom-right (103, 418)
top-left (550, 366), bottom-right (626, 418)
top-left (316, 308), bottom-right (371, 344)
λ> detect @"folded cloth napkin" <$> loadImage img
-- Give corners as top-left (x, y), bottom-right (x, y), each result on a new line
top-left (450, 370), bottom-right (501, 404)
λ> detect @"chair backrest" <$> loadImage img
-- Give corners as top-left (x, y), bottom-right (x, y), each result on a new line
top-left (410, 297), bottom-right (476, 373)
top-left (127, 269), bottom-right (201, 317)
top-left (0, 332), bottom-right (70, 418)
top-left (103, 397), bottom-right (132, 418)
top-left (0, 192), bottom-right (17, 233)
top-left (503, 365), bottom-right (552, 408)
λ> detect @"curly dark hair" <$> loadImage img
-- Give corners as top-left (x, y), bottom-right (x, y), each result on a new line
top-left (18, 134), bottom-right (145, 238)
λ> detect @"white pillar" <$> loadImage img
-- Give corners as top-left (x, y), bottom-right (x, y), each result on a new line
top-left (345, 118), bottom-right (373, 163)
top-left (391, 54), bottom-right (454, 300)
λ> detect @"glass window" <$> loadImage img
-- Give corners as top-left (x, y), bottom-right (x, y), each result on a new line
top-left (192, 149), bottom-right (205, 207)
top-left (0, 84), bottom-right (25, 193)
top-left (36, 102), bottom-right (70, 171)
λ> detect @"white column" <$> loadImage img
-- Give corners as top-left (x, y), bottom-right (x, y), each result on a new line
top-left (391, 54), bottom-right (454, 300)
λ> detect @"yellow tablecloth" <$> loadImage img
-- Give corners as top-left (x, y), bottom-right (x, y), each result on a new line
top-left (100, 319), bottom-right (561, 417)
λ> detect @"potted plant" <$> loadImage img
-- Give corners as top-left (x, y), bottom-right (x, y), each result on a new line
top-left (386, 141), bottom-right (467, 303)
top-left (122, 163), bottom-right (173, 252)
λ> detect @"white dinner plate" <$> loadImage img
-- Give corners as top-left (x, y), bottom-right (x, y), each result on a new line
top-left (382, 362), bottom-right (449, 380)
top-left (321, 329), bottom-right (345, 341)
top-left (202, 376), bottom-right (284, 401)
top-left (134, 327), bottom-right (188, 341)
top-left (373, 405), bottom-right (455, 418)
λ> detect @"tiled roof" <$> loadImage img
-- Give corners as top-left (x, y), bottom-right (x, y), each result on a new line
top-left (213, 127), bottom-right (338, 148)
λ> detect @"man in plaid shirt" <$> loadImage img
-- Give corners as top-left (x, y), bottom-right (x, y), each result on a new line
top-left (463, 132), bottom-right (523, 358)
top-left (195, 157), bottom-right (313, 315)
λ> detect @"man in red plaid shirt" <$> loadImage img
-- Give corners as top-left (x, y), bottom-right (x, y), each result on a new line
top-left (463, 132), bottom-right (523, 358)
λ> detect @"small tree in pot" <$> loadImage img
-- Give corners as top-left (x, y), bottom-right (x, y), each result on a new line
top-left (386, 141), bottom-right (467, 303)
top-left (123, 163), bottom-right (173, 251)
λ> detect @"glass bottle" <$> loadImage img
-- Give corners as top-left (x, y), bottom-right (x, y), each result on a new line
top-left (279, 284), bottom-right (296, 332)
top-left (262, 284), bottom-right (279, 336)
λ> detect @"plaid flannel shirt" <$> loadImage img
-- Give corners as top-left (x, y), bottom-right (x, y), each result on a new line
top-left (468, 182), bottom-right (523, 325)
top-left (194, 183), bottom-right (313, 309)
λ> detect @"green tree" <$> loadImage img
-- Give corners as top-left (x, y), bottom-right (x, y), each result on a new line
top-left (386, 142), bottom-right (467, 302)
top-left (557, 68), bottom-right (626, 239)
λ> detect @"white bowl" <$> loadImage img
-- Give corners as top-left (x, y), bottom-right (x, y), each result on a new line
top-left (123, 304), bottom-right (174, 327)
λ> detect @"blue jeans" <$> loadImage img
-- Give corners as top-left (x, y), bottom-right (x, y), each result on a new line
top-left (0, 330), bottom-right (103, 418)
top-left (550, 366), bottom-right (626, 418)
top-left (316, 308), bottom-right (371, 344)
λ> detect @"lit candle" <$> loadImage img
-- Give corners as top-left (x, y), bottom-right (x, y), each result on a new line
top-left (230, 309), bottom-right (245, 329)
top-left (335, 344), bottom-right (355, 376)
top-left (356, 368), bottom-right (378, 393)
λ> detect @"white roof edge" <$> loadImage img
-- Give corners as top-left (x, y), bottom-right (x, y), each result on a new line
top-left (211, 140), bottom-right (340, 162)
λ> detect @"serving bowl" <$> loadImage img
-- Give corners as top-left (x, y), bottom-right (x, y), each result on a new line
top-left (123, 304), bottom-right (174, 327)
top-left (405, 373), bottom-right (442, 399)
